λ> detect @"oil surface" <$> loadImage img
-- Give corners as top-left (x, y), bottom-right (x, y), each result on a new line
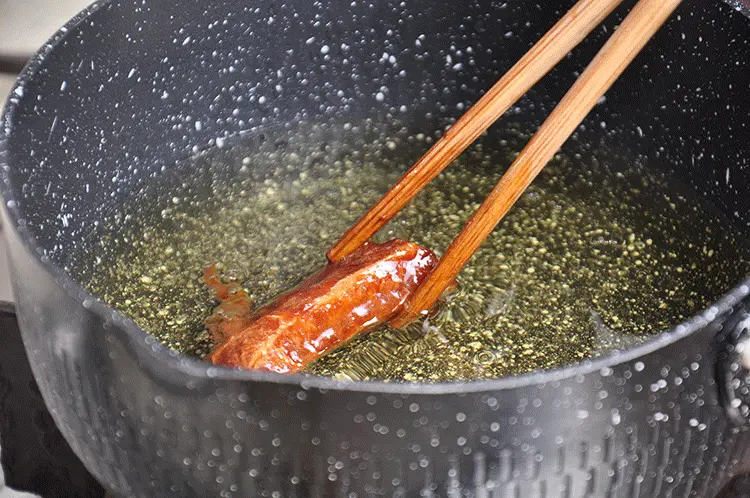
top-left (73, 135), bottom-right (750, 381)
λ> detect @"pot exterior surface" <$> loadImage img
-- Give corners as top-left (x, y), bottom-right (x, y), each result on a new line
top-left (6, 226), bottom-right (750, 497)
top-left (1, 0), bottom-right (749, 496)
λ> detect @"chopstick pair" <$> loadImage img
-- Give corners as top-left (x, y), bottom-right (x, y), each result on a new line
top-left (328, 0), bottom-right (683, 326)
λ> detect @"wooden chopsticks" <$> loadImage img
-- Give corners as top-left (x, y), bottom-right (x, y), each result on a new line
top-left (328, 0), bottom-right (627, 264)
top-left (330, 0), bottom-right (683, 326)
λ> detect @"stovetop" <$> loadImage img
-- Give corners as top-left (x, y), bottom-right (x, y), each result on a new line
top-left (0, 305), bottom-right (104, 497)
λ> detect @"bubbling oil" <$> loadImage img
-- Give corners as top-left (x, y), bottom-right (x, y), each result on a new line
top-left (74, 134), bottom-right (750, 381)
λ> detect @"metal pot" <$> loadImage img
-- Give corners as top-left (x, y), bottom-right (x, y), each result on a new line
top-left (1, 0), bottom-right (750, 496)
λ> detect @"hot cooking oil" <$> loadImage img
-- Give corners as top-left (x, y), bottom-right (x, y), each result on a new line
top-left (71, 133), bottom-right (750, 381)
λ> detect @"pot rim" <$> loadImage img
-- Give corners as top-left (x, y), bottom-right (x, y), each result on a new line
top-left (1, 0), bottom-right (749, 395)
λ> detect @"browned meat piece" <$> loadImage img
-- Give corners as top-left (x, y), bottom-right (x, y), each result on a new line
top-left (203, 265), bottom-right (254, 342)
top-left (205, 239), bottom-right (438, 373)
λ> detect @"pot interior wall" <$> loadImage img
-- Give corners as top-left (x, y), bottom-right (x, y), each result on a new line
top-left (2, 0), bottom-right (749, 328)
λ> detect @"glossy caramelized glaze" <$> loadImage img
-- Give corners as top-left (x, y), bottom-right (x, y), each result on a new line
top-left (206, 239), bottom-right (438, 373)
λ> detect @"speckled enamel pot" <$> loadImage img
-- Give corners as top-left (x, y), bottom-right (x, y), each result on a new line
top-left (1, 0), bottom-right (750, 496)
